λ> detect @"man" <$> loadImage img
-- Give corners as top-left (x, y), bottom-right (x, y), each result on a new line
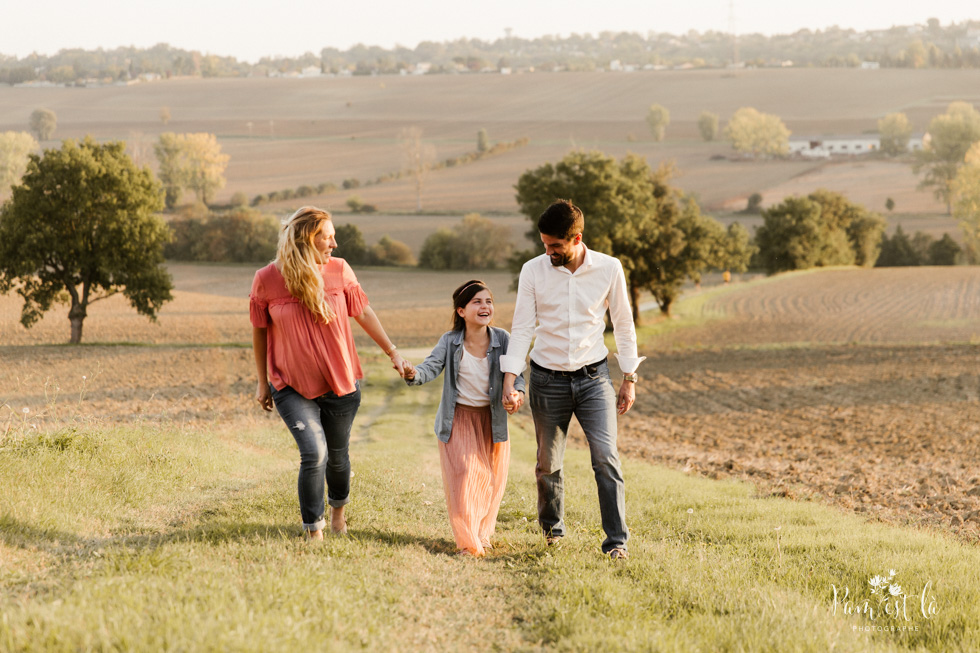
top-left (501, 199), bottom-right (644, 560)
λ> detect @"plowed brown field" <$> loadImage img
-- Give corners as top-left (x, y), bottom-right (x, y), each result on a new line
top-left (618, 266), bottom-right (980, 542)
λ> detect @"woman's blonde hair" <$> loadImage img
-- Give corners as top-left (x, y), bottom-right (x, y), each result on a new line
top-left (276, 206), bottom-right (335, 325)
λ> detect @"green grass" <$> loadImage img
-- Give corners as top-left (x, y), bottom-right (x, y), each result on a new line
top-left (2, 358), bottom-right (979, 651)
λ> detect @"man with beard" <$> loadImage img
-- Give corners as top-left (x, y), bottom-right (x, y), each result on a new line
top-left (501, 199), bottom-right (644, 560)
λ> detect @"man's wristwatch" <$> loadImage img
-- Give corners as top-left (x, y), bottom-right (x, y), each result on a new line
top-left (622, 372), bottom-right (638, 383)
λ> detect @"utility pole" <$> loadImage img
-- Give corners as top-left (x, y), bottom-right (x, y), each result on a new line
top-left (729, 0), bottom-right (739, 69)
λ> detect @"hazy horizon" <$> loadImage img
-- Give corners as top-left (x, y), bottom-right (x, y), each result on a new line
top-left (1, 0), bottom-right (976, 64)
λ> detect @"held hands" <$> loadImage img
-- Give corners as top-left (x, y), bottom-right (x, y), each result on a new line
top-left (501, 379), bottom-right (524, 414)
top-left (391, 354), bottom-right (415, 380)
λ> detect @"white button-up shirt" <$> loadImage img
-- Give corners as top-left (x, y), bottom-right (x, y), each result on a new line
top-left (500, 245), bottom-right (646, 375)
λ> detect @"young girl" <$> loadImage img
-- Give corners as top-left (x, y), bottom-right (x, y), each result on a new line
top-left (402, 280), bottom-right (525, 556)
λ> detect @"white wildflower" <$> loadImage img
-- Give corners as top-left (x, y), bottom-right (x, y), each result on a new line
top-left (687, 508), bottom-right (694, 514)
top-left (22, 407), bottom-right (30, 414)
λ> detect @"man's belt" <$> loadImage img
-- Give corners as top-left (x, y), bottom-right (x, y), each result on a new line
top-left (530, 358), bottom-right (607, 377)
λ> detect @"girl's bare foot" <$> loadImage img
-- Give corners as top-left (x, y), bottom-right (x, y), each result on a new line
top-left (330, 506), bottom-right (347, 534)
top-left (306, 529), bottom-right (324, 541)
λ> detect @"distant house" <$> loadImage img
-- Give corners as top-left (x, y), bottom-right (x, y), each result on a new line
top-left (413, 62), bottom-right (432, 75)
top-left (300, 66), bottom-right (321, 77)
top-left (789, 133), bottom-right (926, 157)
top-left (860, 61), bottom-right (880, 70)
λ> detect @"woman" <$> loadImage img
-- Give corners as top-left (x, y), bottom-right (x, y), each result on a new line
top-left (250, 206), bottom-right (407, 540)
top-left (402, 280), bottom-right (524, 556)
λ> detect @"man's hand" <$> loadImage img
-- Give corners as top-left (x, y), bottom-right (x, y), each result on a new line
top-left (616, 380), bottom-right (635, 415)
top-left (502, 372), bottom-right (522, 413)
top-left (503, 391), bottom-right (524, 414)
top-left (255, 381), bottom-right (273, 412)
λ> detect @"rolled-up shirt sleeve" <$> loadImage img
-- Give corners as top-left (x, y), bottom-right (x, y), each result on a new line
top-left (608, 259), bottom-right (646, 374)
top-left (500, 262), bottom-right (537, 375)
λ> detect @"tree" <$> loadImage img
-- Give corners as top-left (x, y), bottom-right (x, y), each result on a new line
top-left (716, 223), bottom-right (756, 274)
top-left (742, 192), bottom-right (763, 214)
top-left (370, 235), bottom-right (416, 266)
top-left (514, 151), bottom-right (731, 319)
top-left (400, 127), bottom-right (436, 211)
top-left (928, 233), bottom-right (961, 265)
top-left (154, 132), bottom-right (230, 207)
top-left (878, 112), bottom-right (913, 155)
top-left (0, 137), bottom-right (172, 343)
top-left (698, 111), bottom-right (719, 142)
top-left (755, 190), bottom-right (885, 274)
top-left (725, 107), bottom-right (790, 158)
top-left (876, 226), bottom-right (922, 266)
top-left (913, 102), bottom-right (980, 214)
top-left (418, 213), bottom-right (511, 270)
top-left (477, 128), bottom-right (490, 153)
top-left (885, 197), bottom-right (895, 212)
top-left (29, 108), bottom-right (57, 141)
top-left (0, 131), bottom-right (38, 198)
top-left (952, 142), bottom-right (980, 260)
top-left (333, 223), bottom-right (370, 265)
top-left (160, 106), bottom-right (171, 125)
top-left (646, 104), bottom-right (670, 142)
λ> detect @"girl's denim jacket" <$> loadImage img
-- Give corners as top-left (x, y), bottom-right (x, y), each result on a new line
top-left (407, 327), bottom-right (525, 443)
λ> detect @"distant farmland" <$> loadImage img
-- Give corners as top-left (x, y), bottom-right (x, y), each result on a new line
top-left (2, 68), bottom-right (977, 214)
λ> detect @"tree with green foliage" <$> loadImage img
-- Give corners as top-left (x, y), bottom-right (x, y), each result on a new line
top-left (419, 213), bottom-right (511, 270)
top-left (0, 137), bottom-right (172, 343)
top-left (646, 104), bottom-right (670, 142)
top-left (477, 128), bottom-right (490, 153)
top-left (514, 151), bottom-right (734, 318)
top-left (878, 112), bottom-right (913, 155)
top-left (154, 132), bottom-right (230, 208)
top-left (877, 226), bottom-right (922, 266)
top-left (755, 190), bottom-right (885, 274)
top-left (0, 131), bottom-right (38, 198)
top-left (165, 208), bottom-right (278, 263)
top-left (725, 107), bottom-right (790, 158)
top-left (953, 142), bottom-right (980, 261)
top-left (333, 223), bottom-right (370, 265)
top-left (370, 235), bottom-right (416, 266)
top-left (29, 108), bottom-right (57, 141)
top-left (698, 111), bottom-right (719, 142)
top-left (913, 101), bottom-right (980, 214)
top-left (928, 233), bottom-right (961, 265)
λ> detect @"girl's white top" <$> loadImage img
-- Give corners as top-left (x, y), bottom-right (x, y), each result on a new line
top-left (456, 347), bottom-right (491, 407)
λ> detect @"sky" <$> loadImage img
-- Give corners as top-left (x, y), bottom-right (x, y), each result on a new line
top-left (1, 0), bottom-right (976, 63)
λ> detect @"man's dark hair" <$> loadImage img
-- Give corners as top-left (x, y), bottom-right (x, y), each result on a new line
top-left (537, 199), bottom-right (584, 240)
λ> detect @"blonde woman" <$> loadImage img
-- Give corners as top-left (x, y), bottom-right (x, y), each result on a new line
top-left (250, 206), bottom-right (408, 540)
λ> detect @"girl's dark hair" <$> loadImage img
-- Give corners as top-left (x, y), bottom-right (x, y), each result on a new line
top-left (451, 279), bottom-right (493, 331)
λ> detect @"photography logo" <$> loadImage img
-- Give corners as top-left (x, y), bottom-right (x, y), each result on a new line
top-left (831, 569), bottom-right (938, 632)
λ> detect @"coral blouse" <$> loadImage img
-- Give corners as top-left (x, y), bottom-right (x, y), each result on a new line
top-left (249, 257), bottom-right (369, 399)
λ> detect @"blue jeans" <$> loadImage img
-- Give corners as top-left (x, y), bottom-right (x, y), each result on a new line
top-left (529, 361), bottom-right (628, 553)
top-left (270, 382), bottom-right (361, 532)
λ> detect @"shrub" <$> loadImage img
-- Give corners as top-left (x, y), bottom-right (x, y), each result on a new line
top-left (342, 178), bottom-right (360, 190)
top-left (369, 235), bottom-right (415, 266)
top-left (296, 185), bottom-right (315, 198)
top-left (317, 182), bottom-right (337, 194)
top-left (165, 208), bottom-right (278, 263)
top-left (418, 213), bottom-right (512, 270)
top-left (334, 223), bottom-right (370, 265)
top-left (230, 192), bottom-right (249, 207)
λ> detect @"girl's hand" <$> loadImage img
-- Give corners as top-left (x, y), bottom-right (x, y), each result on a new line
top-left (255, 381), bottom-right (273, 412)
top-left (401, 360), bottom-right (416, 380)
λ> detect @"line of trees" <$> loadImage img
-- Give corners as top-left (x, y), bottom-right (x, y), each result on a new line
top-left (6, 21), bottom-right (980, 83)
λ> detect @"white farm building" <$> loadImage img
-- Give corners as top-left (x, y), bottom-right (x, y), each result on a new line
top-left (789, 134), bottom-right (926, 158)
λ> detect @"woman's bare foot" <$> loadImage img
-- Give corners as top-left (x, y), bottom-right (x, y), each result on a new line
top-left (330, 506), bottom-right (347, 534)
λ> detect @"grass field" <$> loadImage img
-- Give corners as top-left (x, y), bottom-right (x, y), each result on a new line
top-left (3, 263), bottom-right (980, 650)
top-left (3, 69), bottom-right (975, 214)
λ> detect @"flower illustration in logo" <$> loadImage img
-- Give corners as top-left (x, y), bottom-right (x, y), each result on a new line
top-left (888, 584), bottom-right (903, 596)
top-left (868, 575), bottom-right (889, 594)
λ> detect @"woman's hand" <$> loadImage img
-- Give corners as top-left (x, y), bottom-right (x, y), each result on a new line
top-left (255, 381), bottom-right (274, 411)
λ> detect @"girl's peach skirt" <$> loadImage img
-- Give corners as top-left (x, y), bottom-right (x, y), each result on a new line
top-left (438, 404), bottom-right (510, 556)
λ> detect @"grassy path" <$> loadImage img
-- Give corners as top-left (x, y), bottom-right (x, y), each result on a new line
top-left (2, 358), bottom-right (979, 651)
